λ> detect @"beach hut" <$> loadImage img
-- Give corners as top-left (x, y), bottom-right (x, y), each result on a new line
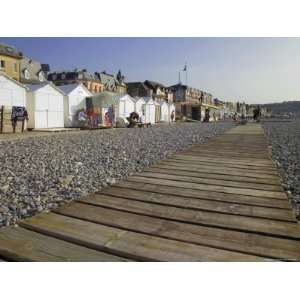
top-left (0, 73), bottom-right (28, 133)
top-left (58, 83), bottom-right (92, 127)
top-left (160, 101), bottom-right (169, 122)
top-left (144, 97), bottom-right (156, 124)
top-left (134, 97), bottom-right (146, 121)
top-left (86, 91), bottom-right (120, 127)
top-left (118, 94), bottom-right (135, 119)
top-left (0, 73), bottom-right (27, 107)
top-left (26, 82), bottom-right (65, 129)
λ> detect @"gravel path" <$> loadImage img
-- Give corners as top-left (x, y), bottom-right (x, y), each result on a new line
top-left (263, 118), bottom-right (300, 219)
top-left (0, 121), bottom-right (234, 227)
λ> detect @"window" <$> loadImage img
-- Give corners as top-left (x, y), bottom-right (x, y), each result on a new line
top-left (0, 60), bottom-right (5, 69)
top-left (24, 69), bottom-right (30, 80)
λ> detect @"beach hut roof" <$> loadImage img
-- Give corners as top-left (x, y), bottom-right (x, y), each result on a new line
top-left (87, 91), bottom-right (121, 107)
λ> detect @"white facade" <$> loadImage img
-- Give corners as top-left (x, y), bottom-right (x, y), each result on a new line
top-left (134, 97), bottom-right (146, 121)
top-left (144, 97), bottom-right (156, 124)
top-left (0, 74), bottom-right (27, 107)
top-left (58, 83), bottom-right (92, 127)
top-left (118, 94), bottom-right (135, 119)
top-left (26, 83), bottom-right (65, 129)
top-left (160, 101), bottom-right (169, 122)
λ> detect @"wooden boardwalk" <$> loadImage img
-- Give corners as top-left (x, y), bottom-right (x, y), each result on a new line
top-left (0, 123), bottom-right (299, 261)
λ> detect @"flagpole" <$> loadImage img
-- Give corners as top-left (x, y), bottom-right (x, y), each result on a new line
top-left (185, 62), bottom-right (188, 86)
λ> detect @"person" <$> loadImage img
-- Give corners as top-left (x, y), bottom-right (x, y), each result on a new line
top-left (22, 109), bottom-right (29, 132)
top-left (171, 110), bottom-right (175, 122)
top-left (78, 109), bottom-right (87, 127)
top-left (203, 108), bottom-right (210, 122)
top-left (253, 106), bottom-right (261, 122)
top-left (213, 112), bottom-right (216, 122)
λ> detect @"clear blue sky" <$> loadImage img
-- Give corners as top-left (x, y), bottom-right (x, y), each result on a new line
top-left (1, 37), bottom-right (300, 104)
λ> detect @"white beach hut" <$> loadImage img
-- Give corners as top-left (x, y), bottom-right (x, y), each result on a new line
top-left (144, 97), bottom-right (156, 124)
top-left (118, 94), bottom-right (135, 119)
top-left (58, 83), bottom-right (92, 127)
top-left (134, 97), bottom-right (146, 121)
top-left (160, 101), bottom-right (169, 122)
top-left (0, 73), bottom-right (27, 107)
top-left (26, 82), bottom-right (66, 129)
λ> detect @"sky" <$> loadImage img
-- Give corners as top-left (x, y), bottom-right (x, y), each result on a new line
top-left (1, 37), bottom-right (300, 104)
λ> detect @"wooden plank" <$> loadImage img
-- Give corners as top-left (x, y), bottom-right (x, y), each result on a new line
top-left (78, 194), bottom-right (300, 239)
top-left (173, 154), bottom-right (273, 167)
top-left (20, 213), bottom-right (265, 261)
top-left (141, 170), bottom-right (283, 192)
top-left (161, 157), bottom-right (278, 178)
top-left (169, 157), bottom-right (277, 172)
top-left (98, 187), bottom-right (295, 222)
top-left (152, 163), bottom-right (281, 182)
top-left (160, 160), bottom-right (279, 178)
top-left (128, 176), bottom-right (287, 199)
top-left (146, 165), bottom-right (281, 185)
top-left (55, 201), bottom-right (300, 261)
top-left (0, 226), bottom-right (128, 262)
top-left (180, 150), bottom-right (270, 160)
top-left (117, 180), bottom-right (291, 209)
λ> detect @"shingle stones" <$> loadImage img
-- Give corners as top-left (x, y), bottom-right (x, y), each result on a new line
top-left (0, 121), bottom-right (234, 226)
top-left (263, 118), bottom-right (300, 219)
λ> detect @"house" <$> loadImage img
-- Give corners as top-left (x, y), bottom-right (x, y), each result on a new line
top-left (20, 57), bottom-right (49, 84)
top-left (58, 83), bottom-right (92, 127)
top-left (48, 69), bottom-right (103, 94)
top-left (127, 80), bottom-right (172, 102)
top-left (169, 83), bottom-right (217, 121)
top-left (26, 82), bottom-right (66, 129)
top-left (0, 73), bottom-right (28, 133)
top-left (94, 70), bottom-right (127, 94)
top-left (0, 43), bottom-right (23, 81)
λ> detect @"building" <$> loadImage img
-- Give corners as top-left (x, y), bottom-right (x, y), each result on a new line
top-left (58, 83), bottom-right (92, 127)
top-left (26, 82), bottom-right (66, 129)
top-left (168, 83), bottom-right (216, 120)
top-left (94, 70), bottom-right (127, 94)
top-left (20, 57), bottom-right (50, 84)
top-left (0, 43), bottom-right (23, 81)
top-left (48, 69), bottom-right (103, 94)
top-left (127, 80), bottom-right (172, 102)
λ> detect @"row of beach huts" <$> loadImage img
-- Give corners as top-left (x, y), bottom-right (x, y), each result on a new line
top-left (0, 73), bottom-right (176, 132)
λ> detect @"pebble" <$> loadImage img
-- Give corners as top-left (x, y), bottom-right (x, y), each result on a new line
top-left (263, 118), bottom-right (300, 219)
top-left (0, 121), bottom-right (234, 226)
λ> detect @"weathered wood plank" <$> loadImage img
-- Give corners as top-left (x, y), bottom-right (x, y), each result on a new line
top-left (78, 194), bottom-right (300, 239)
top-left (146, 165), bottom-right (281, 185)
top-left (116, 181), bottom-right (290, 209)
top-left (98, 187), bottom-right (295, 221)
top-left (162, 159), bottom-right (279, 175)
top-left (20, 213), bottom-right (265, 261)
top-left (55, 202), bottom-right (300, 261)
top-left (0, 226), bottom-right (128, 262)
top-left (128, 176), bottom-right (287, 199)
top-left (173, 154), bottom-right (273, 167)
top-left (141, 170), bottom-right (283, 191)
top-left (168, 158), bottom-right (277, 172)
top-left (152, 163), bottom-right (281, 182)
